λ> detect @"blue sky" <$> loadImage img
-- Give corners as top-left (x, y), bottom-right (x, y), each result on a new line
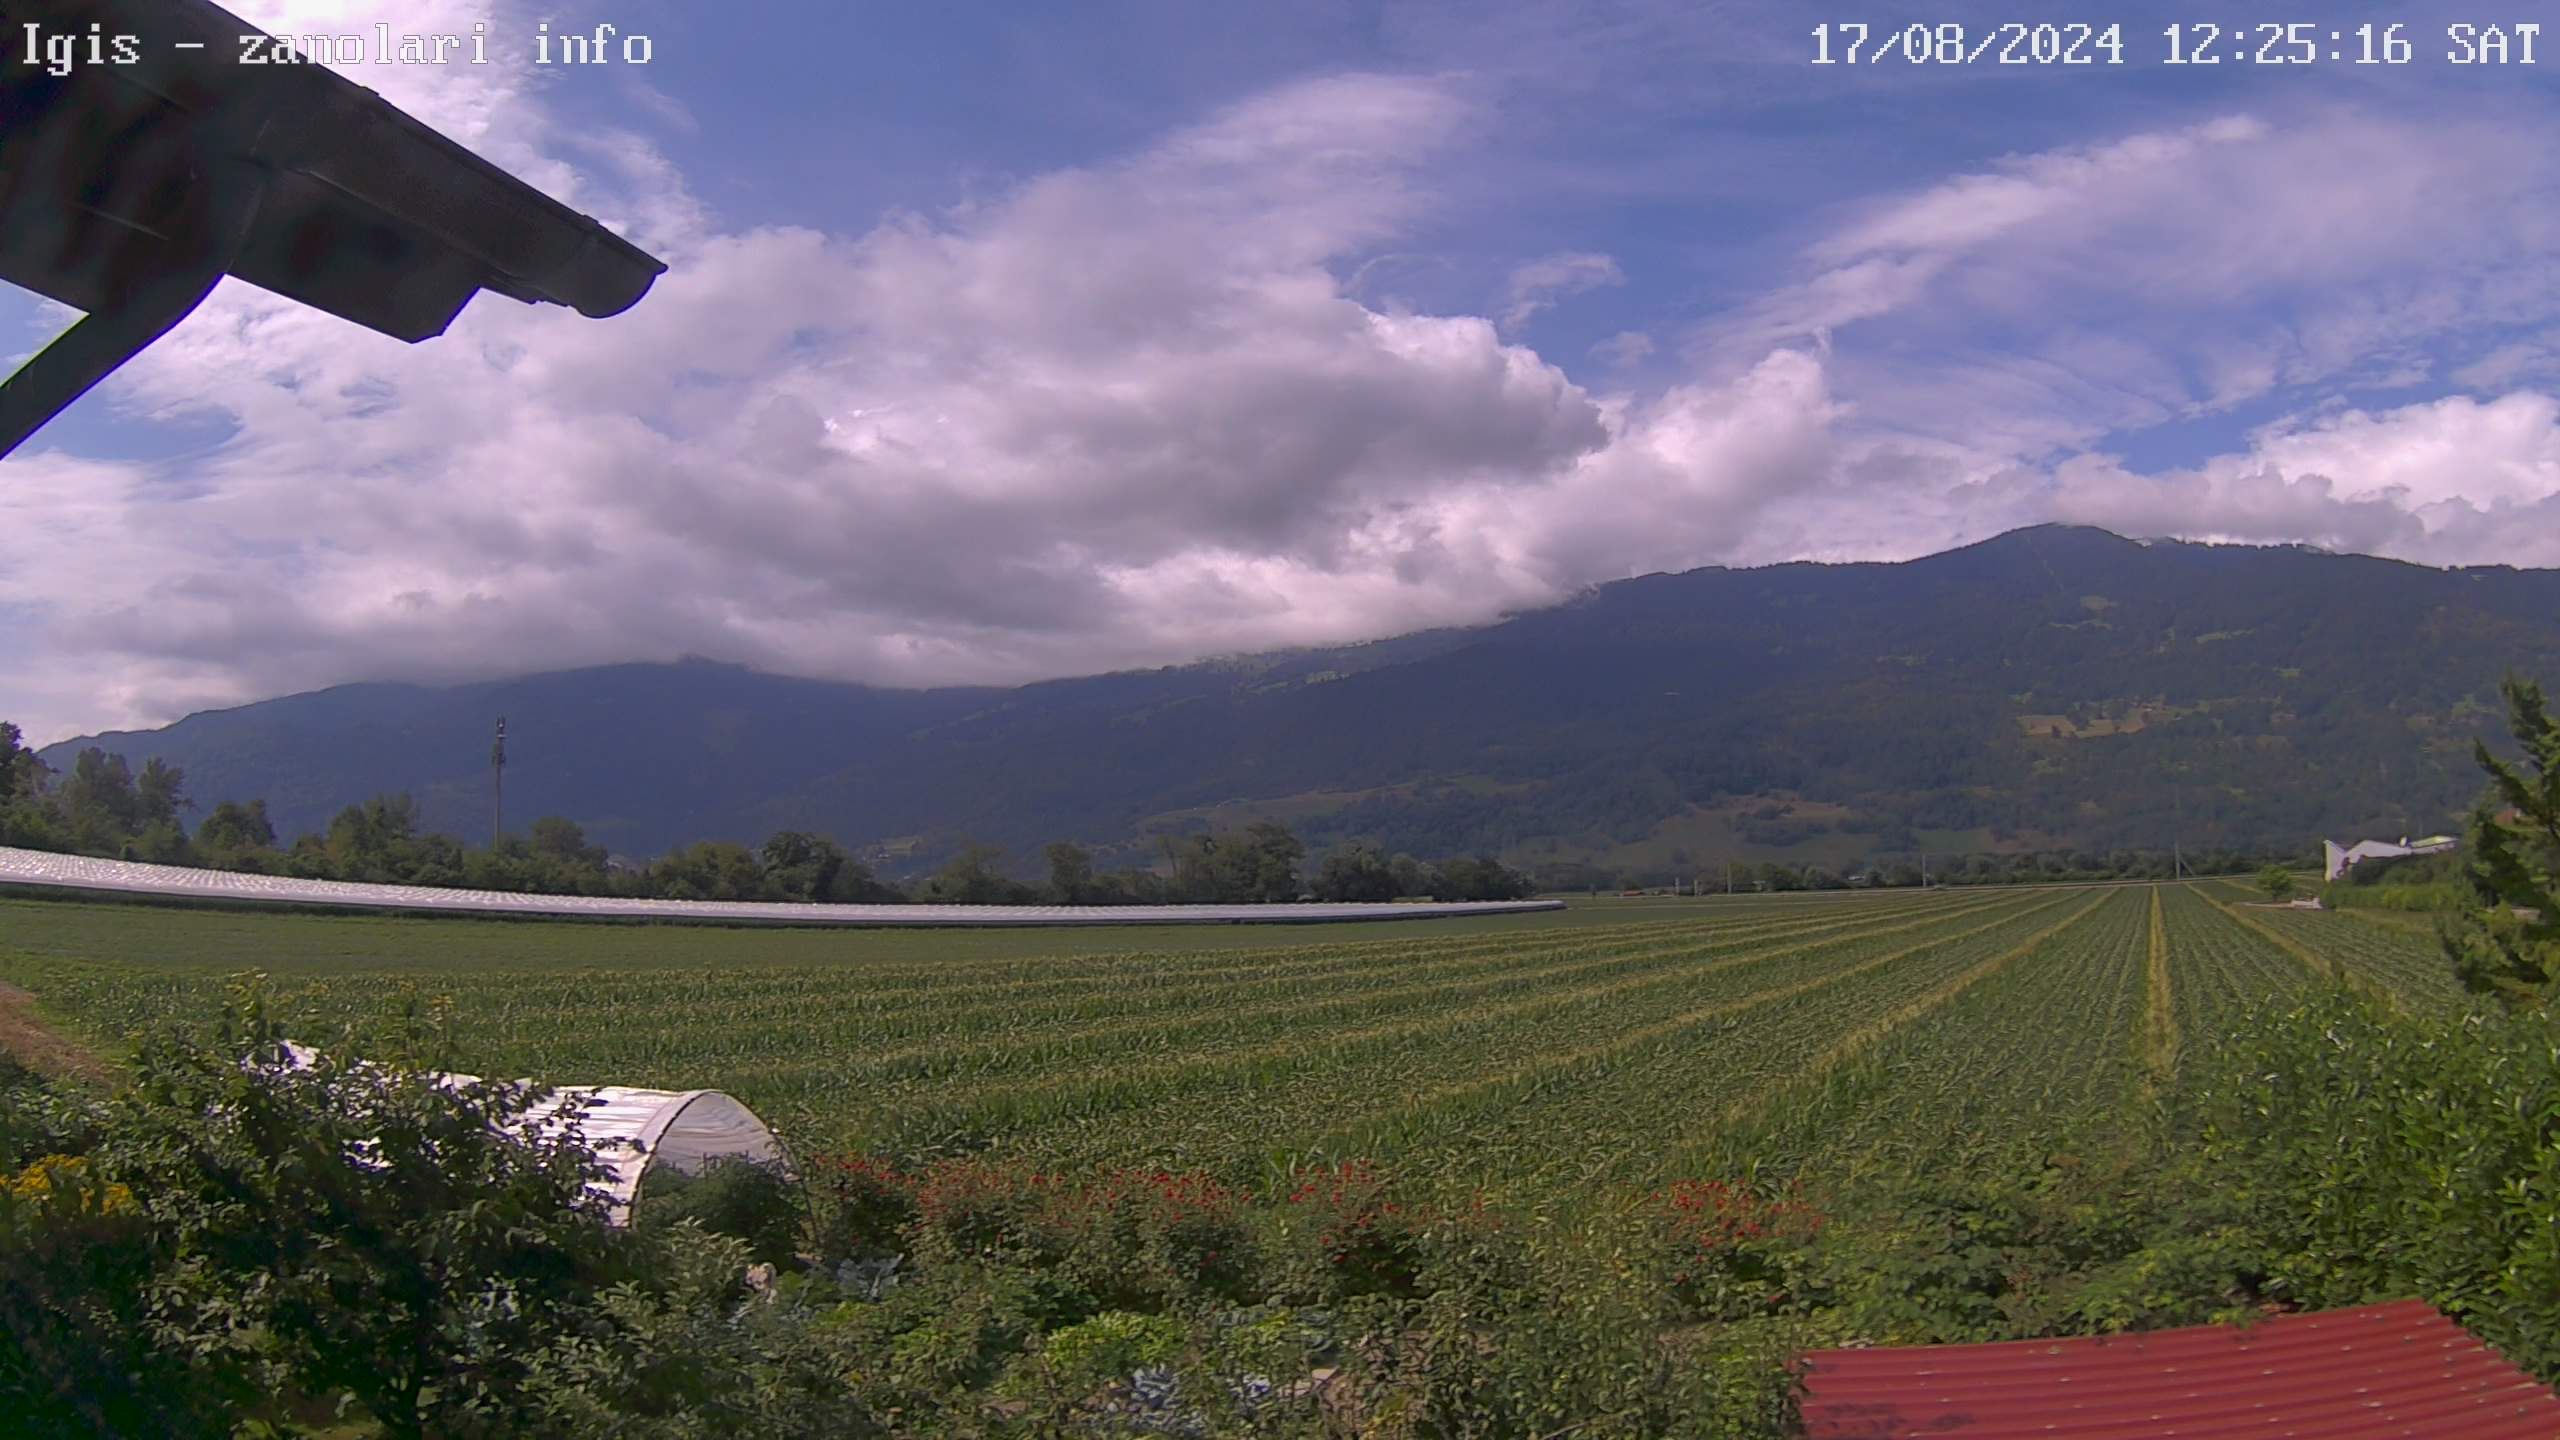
top-left (9, 0), bottom-right (2560, 743)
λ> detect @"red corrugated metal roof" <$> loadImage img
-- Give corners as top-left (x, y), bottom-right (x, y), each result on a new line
top-left (1799, 1299), bottom-right (2560, 1438)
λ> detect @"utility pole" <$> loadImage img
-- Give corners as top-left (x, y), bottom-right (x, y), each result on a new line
top-left (2173, 776), bottom-right (2186, 880)
top-left (490, 716), bottom-right (507, 850)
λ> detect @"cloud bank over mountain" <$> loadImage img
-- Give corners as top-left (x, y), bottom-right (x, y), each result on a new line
top-left (7, 0), bottom-right (2560, 742)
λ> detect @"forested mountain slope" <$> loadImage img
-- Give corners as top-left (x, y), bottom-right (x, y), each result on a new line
top-left (41, 526), bottom-right (2558, 872)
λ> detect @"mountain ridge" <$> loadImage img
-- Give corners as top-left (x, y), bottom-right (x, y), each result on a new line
top-left (36, 526), bottom-right (2559, 874)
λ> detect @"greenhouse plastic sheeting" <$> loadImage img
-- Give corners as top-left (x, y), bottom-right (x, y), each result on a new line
top-left (275, 1042), bottom-right (787, 1224)
top-left (0, 846), bottom-right (1563, 926)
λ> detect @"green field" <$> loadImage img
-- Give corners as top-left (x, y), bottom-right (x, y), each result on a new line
top-left (0, 882), bottom-right (2456, 1197)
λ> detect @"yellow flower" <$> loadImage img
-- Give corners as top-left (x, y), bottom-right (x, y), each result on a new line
top-left (6, 1156), bottom-right (137, 1216)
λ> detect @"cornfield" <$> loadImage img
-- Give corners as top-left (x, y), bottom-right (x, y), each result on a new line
top-left (0, 880), bottom-right (2462, 1200)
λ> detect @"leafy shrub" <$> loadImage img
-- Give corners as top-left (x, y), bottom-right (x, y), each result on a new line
top-left (0, 985), bottom-right (879, 1438)
top-left (1065, 1167), bottom-right (1255, 1307)
top-left (1274, 1160), bottom-right (1432, 1299)
top-left (94, 993), bottom-right (647, 1438)
top-left (2323, 881), bottom-right (2467, 912)
top-left (1748, 1140), bottom-right (2270, 1347)
top-left (0, 1150), bottom-right (220, 1439)
top-left (515, 1229), bottom-right (895, 1439)
top-left (1032, 1309), bottom-right (1184, 1390)
top-left (2185, 989), bottom-right (2560, 1377)
top-left (1324, 1212), bottom-right (1809, 1440)
top-left (807, 1153), bottom-right (918, 1262)
top-left (897, 1158), bottom-right (1254, 1317)
top-left (0, 1055), bottom-right (101, 1172)
top-left (632, 1155), bottom-right (804, 1267)
top-left (1648, 1178), bottom-right (1826, 1321)
top-left (908, 1157), bottom-right (1070, 1258)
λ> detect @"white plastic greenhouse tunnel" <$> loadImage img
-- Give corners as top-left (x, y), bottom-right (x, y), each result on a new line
top-left (277, 1043), bottom-right (790, 1224)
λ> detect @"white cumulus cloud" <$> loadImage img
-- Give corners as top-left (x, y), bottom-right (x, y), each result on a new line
top-left (11, 33), bottom-right (2560, 745)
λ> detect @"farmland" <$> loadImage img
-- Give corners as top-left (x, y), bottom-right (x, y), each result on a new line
top-left (0, 881), bottom-right (2461, 1200)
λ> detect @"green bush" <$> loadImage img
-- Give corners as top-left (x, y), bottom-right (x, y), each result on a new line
top-left (0, 1056), bottom-right (100, 1173)
top-left (806, 1153), bottom-right (918, 1263)
top-left (514, 1230), bottom-right (896, 1439)
top-left (1, 1149), bottom-right (229, 1438)
top-left (1030, 1309), bottom-right (1183, 1391)
top-left (901, 1159), bottom-right (1257, 1320)
top-left (632, 1155), bottom-right (805, 1268)
top-left (1644, 1178), bottom-right (1827, 1323)
top-left (0, 986), bottom-right (883, 1437)
top-left (1268, 1160), bottom-right (1435, 1301)
top-left (1322, 1214), bottom-right (1808, 1440)
top-left (2184, 990), bottom-right (2560, 1377)
top-left (2322, 881), bottom-right (2467, 912)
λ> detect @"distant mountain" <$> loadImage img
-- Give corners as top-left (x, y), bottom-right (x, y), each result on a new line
top-left (38, 526), bottom-right (2560, 876)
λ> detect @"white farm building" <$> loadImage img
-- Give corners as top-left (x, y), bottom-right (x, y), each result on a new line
top-left (2321, 833), bottom-right (2457, 883)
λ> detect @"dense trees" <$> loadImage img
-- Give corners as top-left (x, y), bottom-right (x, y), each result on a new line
top-left (0, 716), bottom-right (2283, 908)
top-left (1596, 846), bottom-right (2284, 894)
top-left (650, 842), bottom-right (769, 902)
top-left (1310, 844), bottom-right (1398, 902)
top-left (193, 800), bottom-right (275, 859)
top-left (2445, 675), bottom-right (2560, 1007)
top-left (1432, 854), bottom-right (1539, 902)
top-left (0, 722), bottom-right (26, 808)
top-left (0, 725), bottom-right (1543, 906)
top-left (1043, 841), bottom-right (1096, 904)
top-left (915, 842), bottom-right (1034, 904)
top-left (761, 831), bottom-right (902, 903)
top-left (1160, 821), bottom-right (1308, 903)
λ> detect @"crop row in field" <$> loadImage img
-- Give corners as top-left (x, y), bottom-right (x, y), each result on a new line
top-left (0, 890), bottom-right (1970, 1037)
top-left (1688, 886), bottom-right (2150, 1183)
top-left (2156, 883), bottom-right (2317, 1046)
top-left (2229, 905), bottom-right (2467, 1011)
top-left (3, 889), bottom-right (1979, 1101)
top-left (954, 889), bottom-right (2091, 1186)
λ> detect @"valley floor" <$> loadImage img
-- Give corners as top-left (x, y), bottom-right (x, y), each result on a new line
top-left (0, 880), bottom-right (2450, 1200)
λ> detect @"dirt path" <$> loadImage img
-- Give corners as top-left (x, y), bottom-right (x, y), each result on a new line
top-left (0, 982), bottom-right (111, 1085)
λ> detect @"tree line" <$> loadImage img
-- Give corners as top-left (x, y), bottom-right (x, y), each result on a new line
top-left (0, 724), bottom-right (1537, 905)
top-left (1538, 843), bottom-right (2297, 894)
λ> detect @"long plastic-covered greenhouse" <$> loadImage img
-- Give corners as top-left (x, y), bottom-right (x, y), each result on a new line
top-left (277, 1043), bottom-right (788, 1223)
top-left (1, 846), bottom-right (1562, 925)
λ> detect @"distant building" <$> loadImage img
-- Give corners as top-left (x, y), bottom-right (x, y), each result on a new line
top-left (2321, 833), bottom-right (2457, 883)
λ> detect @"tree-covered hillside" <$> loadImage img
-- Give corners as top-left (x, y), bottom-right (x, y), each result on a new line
top-left (37, 526), bottom-right (2560, 874)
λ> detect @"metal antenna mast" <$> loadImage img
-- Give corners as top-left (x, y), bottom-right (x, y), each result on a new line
top-left (2173, 774), bottom-right (2186, 880)
top-left (491, 716), bottom-right (507, 849)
